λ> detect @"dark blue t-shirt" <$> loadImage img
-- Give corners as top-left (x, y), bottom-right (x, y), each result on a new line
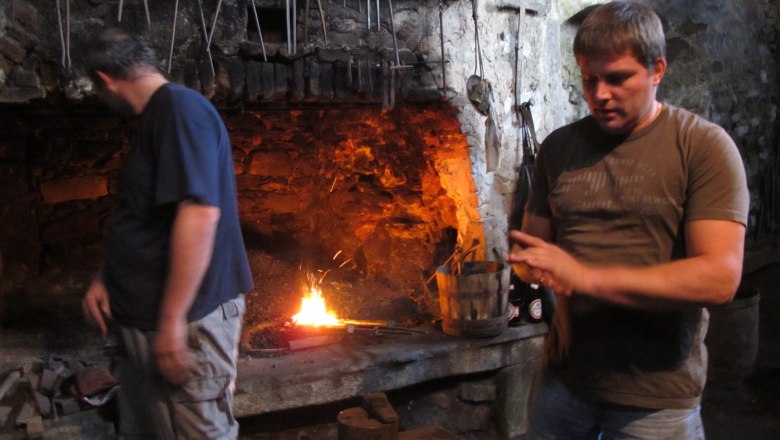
top-left (103, 83), bottom-right (253, 330)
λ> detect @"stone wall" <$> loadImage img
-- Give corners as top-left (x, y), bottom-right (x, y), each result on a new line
top-left (0, 0), bottom-right (778, 281)
top-left (650, 0), bottom-right (779, 240)
top-left (436, 0), bottom-right (780, 252)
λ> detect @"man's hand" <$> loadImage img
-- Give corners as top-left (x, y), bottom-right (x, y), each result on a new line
top-left (82, 278), bottom-right (112, 336)
top-left (153, 318), bottom-right (196, 385)
top-left (510, 220), bottom-right (746, 308)
top-left (507, 230), bottom-right (588, 296)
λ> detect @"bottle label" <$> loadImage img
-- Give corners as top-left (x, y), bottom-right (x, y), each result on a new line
top-left (529, 298), bottom-right (543, 320)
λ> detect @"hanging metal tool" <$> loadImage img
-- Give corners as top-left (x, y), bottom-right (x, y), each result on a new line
top-left (304, 0), bottom-right (311, 46)
top-left (439, 0), bottom-right (447, 93)
top-left (466, 0), bottom-right (489, 116)
top-left (200, 0), bottom-right (224, 76)
top-left (367, 0), bottom-right (371, 30)
top-left (292, 0), bottom-right (297, 55)
top-left (387, 0), bottom-right (400, 66)
top-left (207, 0), bottom-right (223, 48)
top-left (316, 0), bottom-right (328, 47)
top-left (497, 2), bottom-right (543, 166)
top-left (198, 0), bottom-right (216, 76)
top-left (286, 0), bottom-right (292, 53)
top-left (250, 0), bottom-right (268, 61)
top-left (117, 0), bottom-right (124, 22)
top-left (357, 58), bottom-right (364, 93)
top-left (497, 2), bottom-right (543, 110)
top-left (514, 8), bottom-right (526, 111)
top-left (376, 0), bottom-right (380, 31)
top-left (389, 61), bottom-right (396, 108)
top-left (347, 55), bottom-right (353, 88)
top-left (510, 102), bottom-right (538, 230)
top-left (55, 0), bottom-right (66, 68)
top-left (465, 0), bottom-right (500, 171)
top-left (168, 0), bottom-right (179, 74)
top-left (65, 0), bottom-right (70, 67)
top-left (367, 57), bottom-right (373, 97)
top-left (143, 0), bottom-right (151, 37)
top-left (381, 60), bottom-right (389, 109)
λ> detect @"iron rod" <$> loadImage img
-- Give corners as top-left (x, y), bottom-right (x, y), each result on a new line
top-left (250, 0), bottom-right (268, 61)
top-left (168, 0), bottom-right (178, 74)
top-left (316, 0), bottom-right (328, 47)
top-left (286, 0), bottom-right (291, 53)
top-left (143, 0), bottom-right (151, 36)
top-left (65, 0), bottom-right (71, 67)
top-left (55, 0), bottom-right (66, 67)
top-left (207, 0), bottom-right (223, 47)
top-left (197, 0), bottom-right (215, 76)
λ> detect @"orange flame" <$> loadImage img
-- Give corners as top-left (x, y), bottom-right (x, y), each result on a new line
top-left (291, 282), bottom-right (341, 327)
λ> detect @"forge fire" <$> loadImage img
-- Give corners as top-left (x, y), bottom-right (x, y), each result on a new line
top-left (226, 105), bottom-right (480, 350)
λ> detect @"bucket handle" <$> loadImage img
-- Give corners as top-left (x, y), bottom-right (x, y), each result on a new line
top-left (452, 245), bottom-right (479, 275)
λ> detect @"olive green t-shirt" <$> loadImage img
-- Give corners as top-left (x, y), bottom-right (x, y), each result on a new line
top-left (526, 104), bottom-right (749, 409)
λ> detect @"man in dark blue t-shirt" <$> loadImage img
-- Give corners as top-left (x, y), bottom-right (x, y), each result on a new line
top-left (81, 28), bottom-right (252, 439)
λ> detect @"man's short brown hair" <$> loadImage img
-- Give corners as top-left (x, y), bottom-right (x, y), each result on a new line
top-left (573, 1), bottom-right (665, 68)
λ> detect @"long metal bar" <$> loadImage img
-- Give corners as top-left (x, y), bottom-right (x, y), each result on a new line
top-left (388, 0), bottom-right (400, 65)
top-left (197, 0), bottom-right (216, 76)
top-left (117, 0), bottom-right (124, 22)
top-left (55, 0), bottom-right (66, 67)
top-left (143, 0), bottom-right (151, 36)
top-left (250, 0), bottom-right (268, 61)
top-left (292, 0), bottom-right (297, 55)
top-left (65, 0), bottom-right (71, 67)
top-left (207, 0), bottom-right (223, 48)
top-left (381, 60), bottom-right (388, 109)
top-left (367, 57), bottom-right (373, 96)
top-left (304, 0), bottom-right (310, 45)
top-left (515, 10), bottom-right (525, 108)
top-left (389, 61), bottom-right (395, 108)
top-left (316, 0), bottom-right (328, 47)
top-left (167, 0), bottom-right (178, 74)
top-left (439, 0), bottom-right (446, 92)
top-left (286, 0), bottom-right (291, 53)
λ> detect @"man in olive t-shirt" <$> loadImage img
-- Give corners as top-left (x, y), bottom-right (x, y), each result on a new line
top-left (507, 2), bottom-right (749, 439)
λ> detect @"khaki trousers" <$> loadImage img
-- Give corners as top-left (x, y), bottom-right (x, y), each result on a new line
top-left (114, 295), bottom-right (245, 440)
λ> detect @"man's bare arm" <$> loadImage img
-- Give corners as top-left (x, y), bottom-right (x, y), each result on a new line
top-left (154, 199), bottom-right (220, 384)
top-left (508, 219), bottom-right (745, 308)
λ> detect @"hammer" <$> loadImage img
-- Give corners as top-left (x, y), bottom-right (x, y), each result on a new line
top-left (494, 1), bottom-right (546, 109)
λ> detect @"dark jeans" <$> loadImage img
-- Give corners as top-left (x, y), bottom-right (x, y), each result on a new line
top-left (527, 373), bottom-right (705, 440)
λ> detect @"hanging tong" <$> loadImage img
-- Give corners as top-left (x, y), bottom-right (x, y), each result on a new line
top-left (167, 0), bottom-right (179, 74)
top-left (197, 0), bottom-right (216, 76)
top-left (55, 0), bottom-right (71, 68)
top-left (250, 0), bottom-right (268, 61)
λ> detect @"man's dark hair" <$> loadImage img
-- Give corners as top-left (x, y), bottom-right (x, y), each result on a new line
top-left (573, 1), bottom-right (665, 68)
top-left (84, 27), bottom-right (159, 84)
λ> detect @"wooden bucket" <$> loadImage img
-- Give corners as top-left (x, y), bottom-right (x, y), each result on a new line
top-left (435, 261), bottom-right (510, 338)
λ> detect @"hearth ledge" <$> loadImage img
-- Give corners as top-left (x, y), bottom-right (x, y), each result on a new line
top-left (234, 323), bottom-right (547, 417)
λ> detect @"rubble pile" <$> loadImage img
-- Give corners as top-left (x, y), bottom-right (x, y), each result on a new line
top-left (0, 356), bottom-right (117, 440)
